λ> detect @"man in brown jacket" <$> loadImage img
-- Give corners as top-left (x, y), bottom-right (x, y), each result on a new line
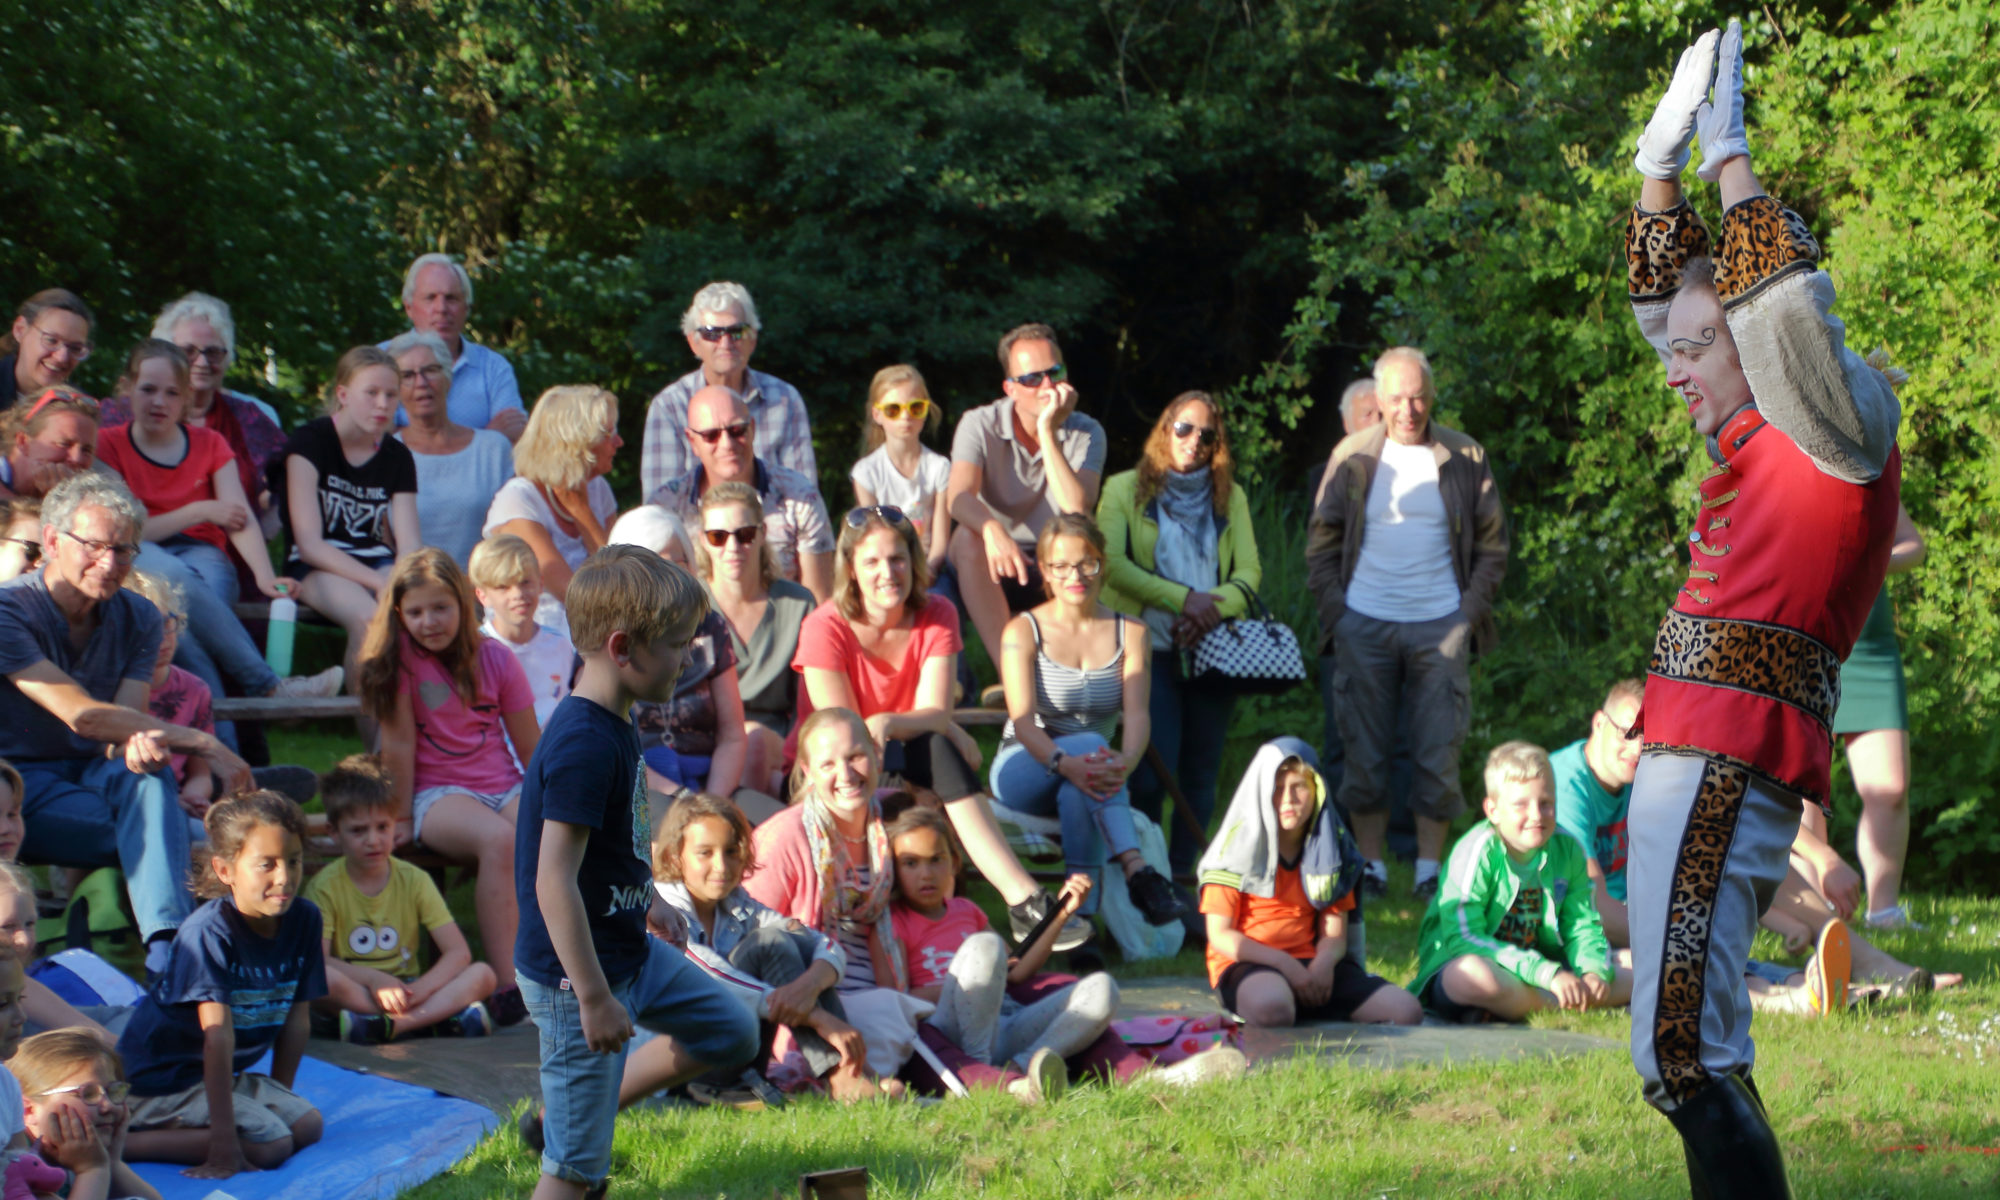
top-left (1304, 346), bottom-right (1507, 900)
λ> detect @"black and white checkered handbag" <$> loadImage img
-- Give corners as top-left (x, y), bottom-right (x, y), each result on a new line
top-left (1184, 585), bottom-right (1307, 696)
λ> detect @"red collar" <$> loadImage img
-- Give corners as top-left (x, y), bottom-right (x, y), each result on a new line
top-left (1707, 405), bottom-right (1767, 465)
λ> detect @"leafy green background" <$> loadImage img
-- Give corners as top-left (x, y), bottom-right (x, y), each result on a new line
top-left (6, 0), bottom-right (1994, 881)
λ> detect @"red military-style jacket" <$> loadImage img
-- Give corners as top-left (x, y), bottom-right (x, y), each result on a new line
top-left (1626, 196), bottom-right (1904, 806)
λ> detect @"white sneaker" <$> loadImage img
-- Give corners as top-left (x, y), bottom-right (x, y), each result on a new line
top-left (1143, 1044), bottom-right (1247, 1088)
top-left (1006, 1047), bottom-right (1067, 1106)
top-left (272, 665), bottom-right (344, 699)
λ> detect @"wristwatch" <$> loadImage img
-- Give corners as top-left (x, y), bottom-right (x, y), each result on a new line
top-left (1045, 748), bottom-right (1066, 777)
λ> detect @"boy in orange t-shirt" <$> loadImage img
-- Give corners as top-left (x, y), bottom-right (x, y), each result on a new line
top-left (1198, 739), bottom-right (1421, 1027)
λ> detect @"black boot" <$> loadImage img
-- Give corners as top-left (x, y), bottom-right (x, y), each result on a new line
top-left (1664, 1072), bottom-right (1792, 1200)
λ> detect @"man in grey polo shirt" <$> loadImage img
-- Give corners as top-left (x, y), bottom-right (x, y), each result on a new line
top-left (945, 323), bottom-right (1107, 667)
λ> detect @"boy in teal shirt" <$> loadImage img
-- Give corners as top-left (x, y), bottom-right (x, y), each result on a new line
top-left (1410, 741), bottom-right (1629, 1021)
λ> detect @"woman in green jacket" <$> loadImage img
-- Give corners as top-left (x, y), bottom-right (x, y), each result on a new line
top-left (1098, 391), bottom-right (1261, 871)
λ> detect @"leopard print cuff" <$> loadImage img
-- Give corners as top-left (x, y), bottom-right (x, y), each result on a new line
top-left (1715, 195), bottom-right (1820, 308)
top-left (1627, 202), bottom-right (1712, 302)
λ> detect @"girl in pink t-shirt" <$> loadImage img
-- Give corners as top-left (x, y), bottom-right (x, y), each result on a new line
top-left (359, 547), bottom-right (538, 996)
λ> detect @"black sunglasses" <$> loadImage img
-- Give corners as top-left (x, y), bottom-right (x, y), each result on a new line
top-left (696, 324), bottom-right (750, 343)
top-left (844, 505), bottom-right (909, 529)
top-left (702, 525), bottom-right (760, 547)
top-left (2, 537), bottom-right (40, 565)
top-left (1171, 420), bottom-right (1218, 448)
top-left (689, 421), bottom-right (751, 445)
top-left (1008, 362), bottom-right (1067, 389)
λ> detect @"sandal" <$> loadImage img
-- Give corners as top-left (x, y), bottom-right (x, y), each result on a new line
top-left (1807, 920), bottom-right (1851, 1017)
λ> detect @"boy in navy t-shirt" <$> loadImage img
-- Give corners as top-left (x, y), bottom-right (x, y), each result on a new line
top-left (514, 546), bottom-right (757, 1199)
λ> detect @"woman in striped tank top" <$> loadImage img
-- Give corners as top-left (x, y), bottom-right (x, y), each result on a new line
top-left (991, 513), bottom-right (1187, 927)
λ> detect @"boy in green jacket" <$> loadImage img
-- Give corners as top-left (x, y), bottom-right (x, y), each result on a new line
top-left (1410, 741), bottom-right (1629, 1021)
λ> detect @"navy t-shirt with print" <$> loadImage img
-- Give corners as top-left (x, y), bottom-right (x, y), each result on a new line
top-left (514, 694), bottom-right (653, 988)
top-left (117, 896), bottom-right (327, 1095)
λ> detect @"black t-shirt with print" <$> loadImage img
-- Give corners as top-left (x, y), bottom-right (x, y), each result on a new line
top-left (276, 416), bottom-right (417, 573)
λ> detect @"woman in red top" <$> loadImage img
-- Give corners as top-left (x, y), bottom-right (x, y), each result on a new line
top-left (99, 342), bottom-right (339, 721)
top-left (794, 505), bottom-right (1085, 950)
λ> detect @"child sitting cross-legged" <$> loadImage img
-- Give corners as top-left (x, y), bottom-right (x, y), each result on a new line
top-left (1410, 740), bottom-right (1632, 1023)
top-left (1199, 738), bottom-right (1421, 1028)
top-left (888, 806), bottom-right (1121, 1105)
top-left (304, 754), bottom-right (497, 1043)
top-left (639, 792), bottom-right (890, 1104)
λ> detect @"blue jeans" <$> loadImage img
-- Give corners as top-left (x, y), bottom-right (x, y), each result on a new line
top-left (17, 755), bottom-right (193, 941)
top-left (990, 734), bottom-right (1137, 916)
top-left (135, 541), bottom-right (276, 750)
top-left (640, 744), bottom-right (711, 791)
top-left (518, 938), bottom-right (758, 1187)
top-left (1131, 649), bottom-right (1236, 871)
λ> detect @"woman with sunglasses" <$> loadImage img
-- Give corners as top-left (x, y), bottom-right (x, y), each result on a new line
top-left (795, 505), bottom-right (1091, 950)
top-left (0, 290), bottom-right (94, 412)
top-left (0, 388), bottom-right (99, 502)
top-left (0, 499), bottom-right (42, 581)
top-left (851, 365), bottom-right (951, 577)
top-left (1098, 390), bottom-right (1261, 874)
top-left (695, 482), bottom-right (816, 796)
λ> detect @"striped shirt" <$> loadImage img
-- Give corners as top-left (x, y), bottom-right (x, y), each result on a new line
top-left (1002, 613), bottom-right (1126, 745)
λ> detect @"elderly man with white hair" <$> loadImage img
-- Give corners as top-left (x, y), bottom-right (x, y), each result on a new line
top-left (388, 252), bottom-right (526, 442)
top-left (639, 281), bottom-right (816, 499)
top-left (1305, 346), bottom-right (1508, 903)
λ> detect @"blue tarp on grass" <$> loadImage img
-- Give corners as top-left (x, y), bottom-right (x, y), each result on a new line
top-left (132, 1053), bottom-right (496, 1200)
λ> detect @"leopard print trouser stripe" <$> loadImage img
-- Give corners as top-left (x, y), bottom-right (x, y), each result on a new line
top-left (1652, 758), bottom-right (1750, 1105)
top-left (1650, 610), bottom-right (1841, 730)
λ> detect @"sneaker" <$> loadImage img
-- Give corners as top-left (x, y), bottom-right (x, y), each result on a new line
top-left (271, 665), bottom-right (344, 699)
top-left (309, 1009), bottom-right (341, 1040)
top-left (686, 1080), bottom-right (778, 1112)
top-left (1359, 869), bottom-right (1388, 899)
top-left (737, 1069), bottom-right (787, 1111)
top-left (1125, 866), bottom-right (1187, 926)
top-left (1865, 904), bottom-right (1926, 932)
top-left (978, 684), bottom-right (1007, 709)
top-left (487, 986), bottom-right (529, 1027)
top-left (1806, 919), bottom-right (1851, 1017)
top-left (1143, 1044), bottom-right (1248, 1088)
top-left (1008, 890), bottom-right (1093, 953)
top-left (1006, 1047), bottom-right (1067, 1106)
top-left (1412, 875), bottom-right (1440, 903)
top-left (441, 1002), bottom-right (491, 1038)
top-left (341, 1012), bottom-right (395, 1045)
top-left (517, 1106), bottom-right (545, 1154)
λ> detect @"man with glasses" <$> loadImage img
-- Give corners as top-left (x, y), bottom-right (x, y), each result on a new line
top-left (0, 475), bottom-right (251, 979)
top-left (386, 253), bottom-right (526, 443)
top-left (946, 323), bottom-right (1106, 677)
top-left (1, 289), bottom-right (95, 412)
top-left (1306, 346), bottom-right (1509, 903)
top-left (1550, 679), bottom-right (1645, 946)
top-left (647, 386), bottom-right (835, 602)
top-left (641, 281), bottom-right (816, 499)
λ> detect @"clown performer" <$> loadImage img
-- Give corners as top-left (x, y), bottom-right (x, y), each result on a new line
top-left (1621, 21), bottom-right (1902, 1198)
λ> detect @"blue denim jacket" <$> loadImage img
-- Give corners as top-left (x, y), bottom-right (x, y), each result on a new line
top-left (656, 881), bottom-right (846, 979)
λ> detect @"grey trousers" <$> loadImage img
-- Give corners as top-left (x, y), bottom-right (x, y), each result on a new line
top-left (1627, 752), bottom-right (1801, 1111)
top-left (1331, 608), bottom-right (1470, 822)
top-left (728, 925), bottom-right (848, 1077)
top-left (925, 931), bottom-right (1118, 1071)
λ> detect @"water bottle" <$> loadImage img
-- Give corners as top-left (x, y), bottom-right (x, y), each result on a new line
top-left (266, 595), bottom-right (297, 676)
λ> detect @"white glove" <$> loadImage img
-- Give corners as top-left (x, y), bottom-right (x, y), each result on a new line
top-left (1633, 28), bottom-right (1720, 180)
top-left (1696, 20), bottom-right (1749, 181)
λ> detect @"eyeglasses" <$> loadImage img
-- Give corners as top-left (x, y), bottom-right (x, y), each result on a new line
top-left (689, 421), bottom-right (750, 445)
top-left (1, 537), bottom-right (39, 565)
top-left (1008, 362), bottom-right (1067, 389)
top-left (1171, 420), bottom-right (1218, 447)
top-left (1044, 559), bottom-right (1103, 580)
top-left (702, 525), bottom-right (760, 547)
top-left (696, 324), bottom-right (751, 343)
top-left (60, 530), bottom-right (141, 563)
top-left (37, 1081), bottom-right (130, 1106)
top-left (1600, 710), bottom-right (1642, 742)
top-left (161, 613), bottom-right (185, 633)
top-left (177, 343), bottom-right (230, 365)
top-left (844, 505), bottom-right (909, 529)
top-left (30, 324), bottom-right (91, 363)
top-left (399, 364), bottom-right (447, 385)
top-left (874, 398), bottom-right (931, 421)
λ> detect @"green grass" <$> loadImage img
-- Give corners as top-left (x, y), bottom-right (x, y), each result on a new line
top-left (398, 868), bottom-right (2000, 1199)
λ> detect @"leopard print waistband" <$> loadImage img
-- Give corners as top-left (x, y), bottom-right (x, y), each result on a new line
top-left (1649, 611), bottom-right (1841, 729)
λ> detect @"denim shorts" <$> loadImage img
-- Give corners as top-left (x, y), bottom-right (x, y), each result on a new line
top-left (518, 939), bottom-right (759, 1186)
top-left (411, 781), bottom-right (522, 844)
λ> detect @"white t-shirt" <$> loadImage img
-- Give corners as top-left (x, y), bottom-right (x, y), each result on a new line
top-left (481, 620), bottom-right (575, 728)
top-left (1344, 437), bottom-right (1461, 623)
top-left (481, 476), bottom-right (618, 571)
top-left (849, 445), bottom-right (950, 544)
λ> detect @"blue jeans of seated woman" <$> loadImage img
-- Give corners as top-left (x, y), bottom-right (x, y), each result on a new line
top-left (134, 540), bottom-right (276, 753)
top-left (642, 743), bottom-right (712, 792)
top-left (990, 734), bottom-right (1138, 916)
top-left (1130, 649), bottom-right (1236, 872)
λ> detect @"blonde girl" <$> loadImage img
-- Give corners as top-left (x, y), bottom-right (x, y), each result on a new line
top-left (851, 365), bottom-right (950, 574)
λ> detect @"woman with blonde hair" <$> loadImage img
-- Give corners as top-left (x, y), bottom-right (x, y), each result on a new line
top-left (851, 364), bottom-right (950, 574)
top-left (1098, 389), bottom-right (1260, 873)
top-left (481, 384), bottom-right (621, 608)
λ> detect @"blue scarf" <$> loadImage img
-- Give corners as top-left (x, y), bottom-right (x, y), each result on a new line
top-left (1153, 467), bottom-right (1218, 591)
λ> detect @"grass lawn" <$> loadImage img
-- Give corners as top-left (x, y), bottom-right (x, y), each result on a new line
top-left (387, 860), bottom-right (2000, 1200)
